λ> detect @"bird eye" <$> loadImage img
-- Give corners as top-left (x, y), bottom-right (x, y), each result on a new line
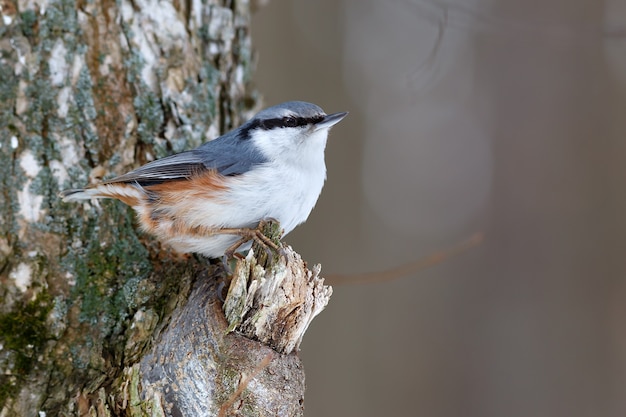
top-left (283, 116), bottom-right (298, 128)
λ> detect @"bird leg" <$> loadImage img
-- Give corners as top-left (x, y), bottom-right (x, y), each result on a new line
top-left (220, 220), bottom-right (283, 260)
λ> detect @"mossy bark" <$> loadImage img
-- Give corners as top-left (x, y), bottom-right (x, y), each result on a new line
top-left (0, 0), bottom-right (315, 415)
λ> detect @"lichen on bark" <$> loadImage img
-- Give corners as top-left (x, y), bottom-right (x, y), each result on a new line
top-left (0, 0), bottom-right (265, 414)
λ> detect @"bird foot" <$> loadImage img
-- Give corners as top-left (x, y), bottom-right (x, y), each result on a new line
top-left (221, 219), bottom-right (284, 261)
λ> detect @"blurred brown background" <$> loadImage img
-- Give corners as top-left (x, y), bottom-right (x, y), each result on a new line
top-left (252, 1), bottom-right (626, 416)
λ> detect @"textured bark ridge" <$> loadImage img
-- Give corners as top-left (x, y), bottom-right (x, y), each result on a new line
top-left (224, 243), bottom-right (333, 355)
top-left (137, 263), bottom-right (312, 417)
top-left (129, 224), bottom-right (332, 416)
top-left (0, 0), bottom-right (331, 415)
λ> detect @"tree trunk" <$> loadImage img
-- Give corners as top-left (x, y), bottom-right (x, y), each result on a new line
top-left (0, 1), bottom-right (331, 415)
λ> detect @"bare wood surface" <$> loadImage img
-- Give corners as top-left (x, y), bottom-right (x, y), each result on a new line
top-left (224, 245), bottom-right (332, 355)
top-left (137, 266), bottom-right (308, 417)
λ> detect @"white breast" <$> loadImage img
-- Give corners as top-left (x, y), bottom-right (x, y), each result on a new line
top-left (148, 126), bottom-right (330, 257)
top-left (229, 159), bottom-right (326, 234)
top-left (229, 124), bottom-right (331, 234)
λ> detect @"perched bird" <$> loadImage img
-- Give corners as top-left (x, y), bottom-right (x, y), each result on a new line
top-left (60, 101), bottom-right (348, 258)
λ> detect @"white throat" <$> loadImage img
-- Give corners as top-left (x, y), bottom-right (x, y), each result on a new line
top-left (251, 126), bottom-right (330, 170)
top-left (243, 126), bottom-right (331, 234)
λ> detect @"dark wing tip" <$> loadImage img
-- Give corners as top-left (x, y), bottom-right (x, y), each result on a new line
top-left (58, 188), bottom-right (82, 197)
top-left (58, 188), bottom-right (87, 202)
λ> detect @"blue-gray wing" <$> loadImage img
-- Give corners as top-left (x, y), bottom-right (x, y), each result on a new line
top-left (103, 136), bottom-right (267, 185)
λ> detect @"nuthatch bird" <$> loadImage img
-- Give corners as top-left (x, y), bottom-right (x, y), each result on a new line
top-left (60, 101), bottom-right (348, 258)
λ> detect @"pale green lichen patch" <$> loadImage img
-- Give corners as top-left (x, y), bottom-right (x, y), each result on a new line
top-left (0, 291), bottom-right (52, 407)
top-left (188, 63), bottom-right (219, 133)
top-left (19, 10), bottom-right (39, 41)
top-left (0, 46), bottom-right (23, 249)
top-left (1, 0), bottom-right (254, 413)
top-left (133, 91), bottom-right (165, 148)
top-left (63, 201), bottom-right (152, 327)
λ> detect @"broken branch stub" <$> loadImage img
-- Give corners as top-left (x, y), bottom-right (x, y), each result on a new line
top-left (223, 242), bottom-right (332, 355)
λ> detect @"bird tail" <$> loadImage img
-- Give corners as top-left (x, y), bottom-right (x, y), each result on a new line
top-left (59, 183), bottom-right (144, 206)
top-left (58, 187), bottom-right (104, 202)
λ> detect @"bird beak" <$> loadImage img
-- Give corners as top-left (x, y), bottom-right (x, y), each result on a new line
top-left (315, 111), bottom-right (348, 130)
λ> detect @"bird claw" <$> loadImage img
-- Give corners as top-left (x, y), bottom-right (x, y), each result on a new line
top-left (278, 246), bottom-right (290, 263)
top-left (220, 220), bottom-right (284, 265)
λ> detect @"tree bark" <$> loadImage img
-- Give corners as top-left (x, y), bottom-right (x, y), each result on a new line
top-left (0, 1), bottom-right (331, 415)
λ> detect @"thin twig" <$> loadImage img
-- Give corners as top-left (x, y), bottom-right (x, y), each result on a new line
top-left (326, 233), bottom-right (484, 285)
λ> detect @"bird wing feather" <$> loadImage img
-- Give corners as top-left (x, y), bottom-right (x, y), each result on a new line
top-left (103, 151), bottom-right (206, 184)
top-left (102, 137), bottom-right (267, 185)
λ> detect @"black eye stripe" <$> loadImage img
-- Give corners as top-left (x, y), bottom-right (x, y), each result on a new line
top-left (260, 115), bottom-right (325, 130)
top-left (237, 115), bottom-right (326, 140)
